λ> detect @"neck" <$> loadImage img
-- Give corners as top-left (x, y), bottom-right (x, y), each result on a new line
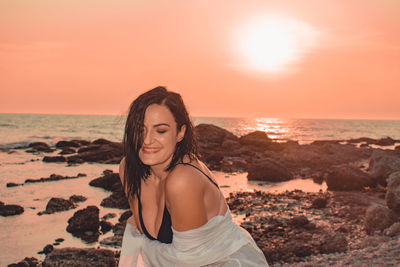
top-left (150, 165), bottom-right (169, 181)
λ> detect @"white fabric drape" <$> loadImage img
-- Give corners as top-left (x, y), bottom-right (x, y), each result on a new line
top-left (119, 208), bottom-right (268, 267)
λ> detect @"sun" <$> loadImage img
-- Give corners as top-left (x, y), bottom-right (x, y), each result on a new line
top-left (234, 14), bottom-right (318, 73)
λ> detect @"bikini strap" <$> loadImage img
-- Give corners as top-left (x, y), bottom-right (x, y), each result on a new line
top-left (175, 162), bottom-right (219, 188)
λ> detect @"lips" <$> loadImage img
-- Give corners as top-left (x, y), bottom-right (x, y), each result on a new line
top-left (141, 147), bottom-right (161, 154)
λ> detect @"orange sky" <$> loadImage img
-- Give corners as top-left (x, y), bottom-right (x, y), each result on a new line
top-left (1, 0), bottom-right (399, 119)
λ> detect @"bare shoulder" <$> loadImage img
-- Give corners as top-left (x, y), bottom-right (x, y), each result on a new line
top-left (165, 164), bottom-right (204, 195)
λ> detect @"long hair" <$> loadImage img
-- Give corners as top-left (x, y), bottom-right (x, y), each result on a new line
top-left (122, 86), bottom-right (198, 199)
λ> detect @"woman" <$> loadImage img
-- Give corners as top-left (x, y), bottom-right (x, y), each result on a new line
top-left (119, 86), bottom-right (268, 266)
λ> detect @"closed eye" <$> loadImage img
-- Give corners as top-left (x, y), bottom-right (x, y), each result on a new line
top-left (157, 130), bottom-right (167, 134)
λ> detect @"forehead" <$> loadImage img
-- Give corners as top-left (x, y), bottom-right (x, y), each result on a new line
top-left (143, 104), bottom-right (176, 126)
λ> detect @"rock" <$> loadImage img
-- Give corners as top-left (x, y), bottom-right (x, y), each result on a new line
top-left (25, 173), bottom-right (84, 184)
top-left (43, 244), bottom-right (54, 254)
top-left (77, 144), bottom-right (101, 153)
top-left (247, 158), bottom-right (293, 182)
top-left (239, 131), bottom-right (273, 150)
top-left (66, 206), bottom-right (100, 242)
top-left (42, 247), bottom-right (117, 266)
top-left (119, 210), bottom-right (132, 222)
top-left (66, 155), bottom-right (85, 164)
top-left (44, 197), bottom-right (77, 214)
top-left (288, 215), bottom-right (309, 227)
top-left (220, 156), bottom-right (247, 172)
top-left (69, 194), bottom-right (87, 203)
top-left (194, 124), bottom-right (238, 145)
top-left (55, 140), bottom-right (81, 148)
top-left (112, 222), bottom-right (126, 236)
top-left (6, 182), bottom-right (21, 187)
top-left (326, 165), bottom-right (374, 191)
top-left (100, 220), bottom-right (113, 234)
top-left (99, 236), bottom-right (123, 248)
top-left (0, 204), bottom-right (24, 216)
top-left (386, 171), bottom-right (400, 212)
top-left (364, 204), bottom-right (398, 234)
top-left (59, 147), bottom-right (76, 155)
top-left (100, 191), bottom-right (129, 209)
top-left (375, 137), bottom-right (396, 146)
top-left (102, 212), bottom-right (117, 220)
top-left (311, 197), bottom-right (328, 208)
top-left (384, 222), bottom-right (400, 237)
top-left (319, 233), bottom-right (347, 254)
top-left (281, 142), bottom-right (372, 174)
top-left (42, 156), bottom-right (66, 162)
top-left (7, 257), bottom-right (39, 267)
top-left (27, 142), bottom-right (54, 153)
top-left (77, 142), bottom-right (123, 163)
top-left (89, 172), bottom-right (120, 191)
top-left (368, 150), bottom-right (400, 185)
top-left (92, 138), bottom-right (113, 145)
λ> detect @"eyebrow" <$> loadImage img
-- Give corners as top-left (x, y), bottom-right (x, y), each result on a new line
top-left (153, 123), bottom-right (170, 127)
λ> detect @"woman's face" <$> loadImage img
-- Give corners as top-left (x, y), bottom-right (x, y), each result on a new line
top-left (138, 104), bottom-right (185, 168)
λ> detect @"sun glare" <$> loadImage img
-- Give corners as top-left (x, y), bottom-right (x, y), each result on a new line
top-left (234, 14), bottom-right (318, 73)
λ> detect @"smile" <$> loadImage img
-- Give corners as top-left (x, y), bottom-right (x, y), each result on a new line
top-left (141, 147), bottom-right (161, 154)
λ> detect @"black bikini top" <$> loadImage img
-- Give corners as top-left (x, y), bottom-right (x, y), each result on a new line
top-left (137, 162), bottom-right (219, 244)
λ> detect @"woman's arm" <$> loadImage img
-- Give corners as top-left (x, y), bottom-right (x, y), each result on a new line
top-left (165, 166), bottom-right (208, 231)
top-left (118, 157), bottom-right (143, 267)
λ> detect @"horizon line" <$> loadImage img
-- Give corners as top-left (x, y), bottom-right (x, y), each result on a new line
top-left (1, 111), bottom-right (399, 121)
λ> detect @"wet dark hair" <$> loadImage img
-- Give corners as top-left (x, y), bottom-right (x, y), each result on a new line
top-left (122, 86), bottom-right (198, 199)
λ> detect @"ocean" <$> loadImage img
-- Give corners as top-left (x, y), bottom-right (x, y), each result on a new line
top-left (1, 113), bottom-right (400, 265)
top-left (1, 113), bottom-right (400, 149)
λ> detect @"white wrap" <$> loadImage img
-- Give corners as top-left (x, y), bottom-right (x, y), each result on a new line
top-left (119, 209), bottom-right (268, 267)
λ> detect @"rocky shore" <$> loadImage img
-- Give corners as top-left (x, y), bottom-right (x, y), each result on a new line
top-left (4, 123), bottom-right (400, 266)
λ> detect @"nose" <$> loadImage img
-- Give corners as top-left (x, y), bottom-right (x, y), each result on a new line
top-left (142, 128), bottom-right (153, 145)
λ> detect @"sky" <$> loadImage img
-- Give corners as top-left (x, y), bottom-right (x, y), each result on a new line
top-left (1, 0), bottom-right (399, 119)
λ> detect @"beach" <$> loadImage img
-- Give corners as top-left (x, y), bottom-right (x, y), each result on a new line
top-left (1, 114), bottom-right (400, 266)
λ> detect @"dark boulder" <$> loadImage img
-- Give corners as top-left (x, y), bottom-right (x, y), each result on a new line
top-left (364, 204), bottom-right (398, 234)
top-left (119, 210), bottom-right (133, 222)
top-left (247, 158), bottom-right (293, 182)
top-left (59, 147), bottom-right (76, 155)
top-left (287, 215), bottom-right (309, 227)
top-left (43, 244), bottom-right (54, 255)
top-left (319, 233), bottom-right (347, 254)
top-left (92, 138), bottom-right (113, 145)
top-left (43, 197), bottom-right (77, 214)
top-left (100, 191), bottom-right (129, 209)
top-left (77, 144), bottom-right (101, 153)
top-left (43, 156), bottom-right (66, 163)
top-left (78, 142), bottom-right (123, 163)
top-left (7, 257), bottom-right (39, 267)
top-left (27, 142), bottom-right (54, 153)
top-left (6, 182), bottom-right (22, 187)
top-left (69, 195), bottom-right (87, 203)
top-left (66, 206), bottom-right (100, 242)
top-left (239, 131), bottom-right (272, 151)
top-left (368, 150), bottom-right (400, 185)
top-left (89, 172), bottom-right (120, 191)
top-left (0, 204), bottom-right (24, 216)
top-left (100, 220), bottom-right (113, 234)
top-left (311, 197), bottom-right (328, 208)
top-left (386, 171), bottom-right (400, 212)
top-left (194, 124), bottom-right (238, 145)
top-left (55, 140), bottom-right (81, 148)
top-left (42, 248), bottom-right (117, 266)
top-left (326, 165), bottom-right (374, 191)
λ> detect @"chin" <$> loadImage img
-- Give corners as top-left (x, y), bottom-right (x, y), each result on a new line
top-left (139, 153), bottom-right (171, 167)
